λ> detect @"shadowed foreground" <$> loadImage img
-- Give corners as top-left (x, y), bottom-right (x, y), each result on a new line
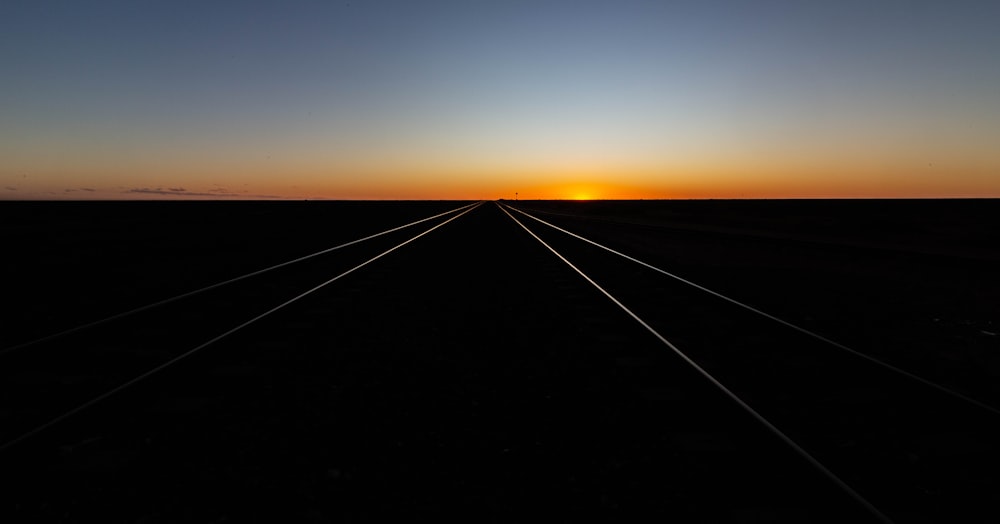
top-left (2, 200), bottom-right (998, 522)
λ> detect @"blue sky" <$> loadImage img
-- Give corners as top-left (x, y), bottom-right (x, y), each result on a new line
top-left (3, 0), bottom-right (999, 199)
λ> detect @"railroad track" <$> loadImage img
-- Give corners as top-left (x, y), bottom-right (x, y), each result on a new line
top-left (507, 201), bottom-right (1000, 409)
top-left (0, 201), bottom-right (481, 450)
top-left (510, 200), bottom-right (1000, 262)
top-left (500, 201), bottom-right (1000, 522)
top-left (2, 201), bottom-right (994, 521)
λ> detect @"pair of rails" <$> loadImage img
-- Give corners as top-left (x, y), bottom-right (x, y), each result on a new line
top-left (2, 200), bottom-right (997, 522)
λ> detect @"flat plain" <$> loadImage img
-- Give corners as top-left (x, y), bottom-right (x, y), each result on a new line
top-left (1, 199), bottom-right (998, 522)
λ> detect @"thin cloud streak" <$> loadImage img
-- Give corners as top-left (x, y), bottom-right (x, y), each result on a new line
top-left (125, 187), bottom-right (287, 199)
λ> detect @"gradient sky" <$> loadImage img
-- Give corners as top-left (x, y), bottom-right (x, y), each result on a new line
top-left (2, 0), bottom-right (999, 200)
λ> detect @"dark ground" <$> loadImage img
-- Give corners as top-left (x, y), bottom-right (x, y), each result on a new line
top-left (1, 199), bottom-right (998, 522)
top-left (512, 199), bottom-right (1000, 406)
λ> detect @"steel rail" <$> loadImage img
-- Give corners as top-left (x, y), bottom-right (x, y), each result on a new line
top-left (497, 202), bottom-right (893, 523)
top-left (0, 202), bottom-right (482, 453)
top-left (0, 201), bottom-right (479, 357)
top-left (503, 203), bottom-right (1000, 417)
top-left (511, 203), bottom-right (1000, 262)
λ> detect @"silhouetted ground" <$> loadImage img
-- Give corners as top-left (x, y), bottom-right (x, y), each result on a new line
top-left (1, 200), bottom-right (997, 522)
top-left (513, 199), bottom-right (1000, 406)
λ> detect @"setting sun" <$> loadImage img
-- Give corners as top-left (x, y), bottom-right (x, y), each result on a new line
top-left (2, 1), bottom-right (999, 201)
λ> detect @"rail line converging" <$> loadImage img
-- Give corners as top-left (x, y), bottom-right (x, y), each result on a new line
top-left (502, 203), bottom-right (1000, 417)
top-left (0, 201), bottom-right (480, 358)
top-left (0, 202), bottom-right (483, 453)
top-left (496, 202), bottom-right (894, 523)
top-left (3, 201), bottom-right (994, 521)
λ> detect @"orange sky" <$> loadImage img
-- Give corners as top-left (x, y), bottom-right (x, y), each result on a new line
top-left (3, 1), bottom-right (999, 200)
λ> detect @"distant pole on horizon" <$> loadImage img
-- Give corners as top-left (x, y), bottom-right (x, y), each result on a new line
top-left (515, 192), bottom-right (518, 201)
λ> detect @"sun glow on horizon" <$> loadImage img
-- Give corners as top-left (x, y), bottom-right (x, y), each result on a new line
top-left (3, 2), bottom-right (999, 200)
